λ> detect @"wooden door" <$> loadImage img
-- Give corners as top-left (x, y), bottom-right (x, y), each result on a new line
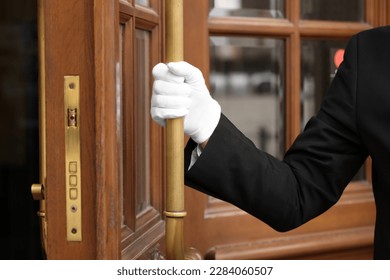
top-left (35, 0), bottom-right (387, 260)
top-left (36, 0), bottom-right (166, 259)
top-left (37, 0), bottom-right (110, 259)
top-left (183, 0), bottom-right (388, 260)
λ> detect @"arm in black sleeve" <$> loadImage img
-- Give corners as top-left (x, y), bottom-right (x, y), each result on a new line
top-left (184, 34), bottom-right (368, 232)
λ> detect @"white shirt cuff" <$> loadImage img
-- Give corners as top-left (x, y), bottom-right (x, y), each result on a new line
top-left (188, 145), bottom-right (203, 170)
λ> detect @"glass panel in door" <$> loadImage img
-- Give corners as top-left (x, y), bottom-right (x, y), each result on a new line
top-left (301, 38), bottom-right (366, 181)
top-left (209, 0), bottom-right (285, 18)
top-left (301, 0), bottom-right (365, 22)
top-left (135, 29), bottom-right (151, 216)
top-left (210, 36), bottom-right (285, 160)
top-left (136, 0), bottom-right (150, 7)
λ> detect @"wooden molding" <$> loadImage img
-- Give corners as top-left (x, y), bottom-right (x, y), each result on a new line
top-left (205, 226), bottom-right (374, 260)
top-left (121, 217), bottom-right (165, 259)
top-left (299, 20), bottom-right (372, 38)
top-left (205, 182), bottom-right (373, 219)
top-left (94, 0), bottom-right (121, 259)
top-left (209, 17), bottom-right (295, 36)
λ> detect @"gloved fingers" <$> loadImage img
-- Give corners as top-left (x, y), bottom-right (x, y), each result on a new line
top-left (152, 63), bottom-right (167, 76)
top-left (151, 94), bottom-right (191, 110)
top-left (167, 61), bottom-right (204, 84)
top-left (153, 80), bottom-right (191, 97)
top-left (152, 62), bottom-right (185, 83)
top-left (151, 107), bottom-right (189, 120)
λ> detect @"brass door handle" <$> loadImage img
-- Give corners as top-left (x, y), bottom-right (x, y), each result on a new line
top-left (31, 183), bottom-right (47, 251)
top-left (31, 183), bottom-right (45, 201)
top-left (31, 183), bottom-right (46, 218)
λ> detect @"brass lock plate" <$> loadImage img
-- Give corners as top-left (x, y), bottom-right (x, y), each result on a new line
top-left (64, 76), bottom-right (82, 241)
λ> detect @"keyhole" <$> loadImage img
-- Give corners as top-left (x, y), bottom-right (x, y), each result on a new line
top-left (67, 108), bottom-right (77, 127)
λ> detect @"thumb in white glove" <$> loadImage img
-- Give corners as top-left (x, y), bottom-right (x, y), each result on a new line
top-left (151, 61), bottom-right (221, 144)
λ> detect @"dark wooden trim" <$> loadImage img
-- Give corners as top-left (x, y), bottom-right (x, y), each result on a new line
top-left (205, 226), bottom-right (374, 260)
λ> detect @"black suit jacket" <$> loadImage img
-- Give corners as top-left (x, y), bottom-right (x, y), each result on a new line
top-left (184, 26), bottom-right (390, 259)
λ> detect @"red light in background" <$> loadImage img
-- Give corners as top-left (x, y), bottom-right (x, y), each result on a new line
top-left (334, 49), bottom-right (345, 69)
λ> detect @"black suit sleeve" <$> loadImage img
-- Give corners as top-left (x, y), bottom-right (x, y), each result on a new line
top-left (184, 35), bottom-right (368, 232)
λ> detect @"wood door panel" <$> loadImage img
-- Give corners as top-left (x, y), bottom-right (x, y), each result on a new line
top-left (183, 0), bottom-right (378, 260)
top-left (44, 0), bottom-right (97, 259)
top-left (205, 226), bottom-right (374, 260)
top-left (119, 0), bottom-right (165, 259)
top-left (186, 184), bottom-right (375, 257)
top-left (41, 0), bottom-right (165, 259)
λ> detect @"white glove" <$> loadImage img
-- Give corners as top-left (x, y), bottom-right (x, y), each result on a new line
top-left (151, 61), bottom-right (221, 144)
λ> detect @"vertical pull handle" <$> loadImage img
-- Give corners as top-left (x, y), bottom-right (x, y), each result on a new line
top-left (165, 0), bottom-right (186, 260)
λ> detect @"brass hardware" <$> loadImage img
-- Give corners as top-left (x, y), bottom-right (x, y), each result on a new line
top-left (37, 211), bottom-right (46, 218)
top-left (31, 183), bottom-right (46, 221)
top-left (31, 184), bottom-right (45, 201)
top-left (64, 75), bottom-right (82, 241)
top-left (67, 108), bottom-right (77, 127)
top-left (165, 0), bottom-right (186, 260)
top-left (185, 247), bottom-right (203, 260)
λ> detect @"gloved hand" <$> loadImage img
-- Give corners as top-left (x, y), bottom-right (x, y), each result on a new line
top-left (151, 61), bottom-right (221, 144)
